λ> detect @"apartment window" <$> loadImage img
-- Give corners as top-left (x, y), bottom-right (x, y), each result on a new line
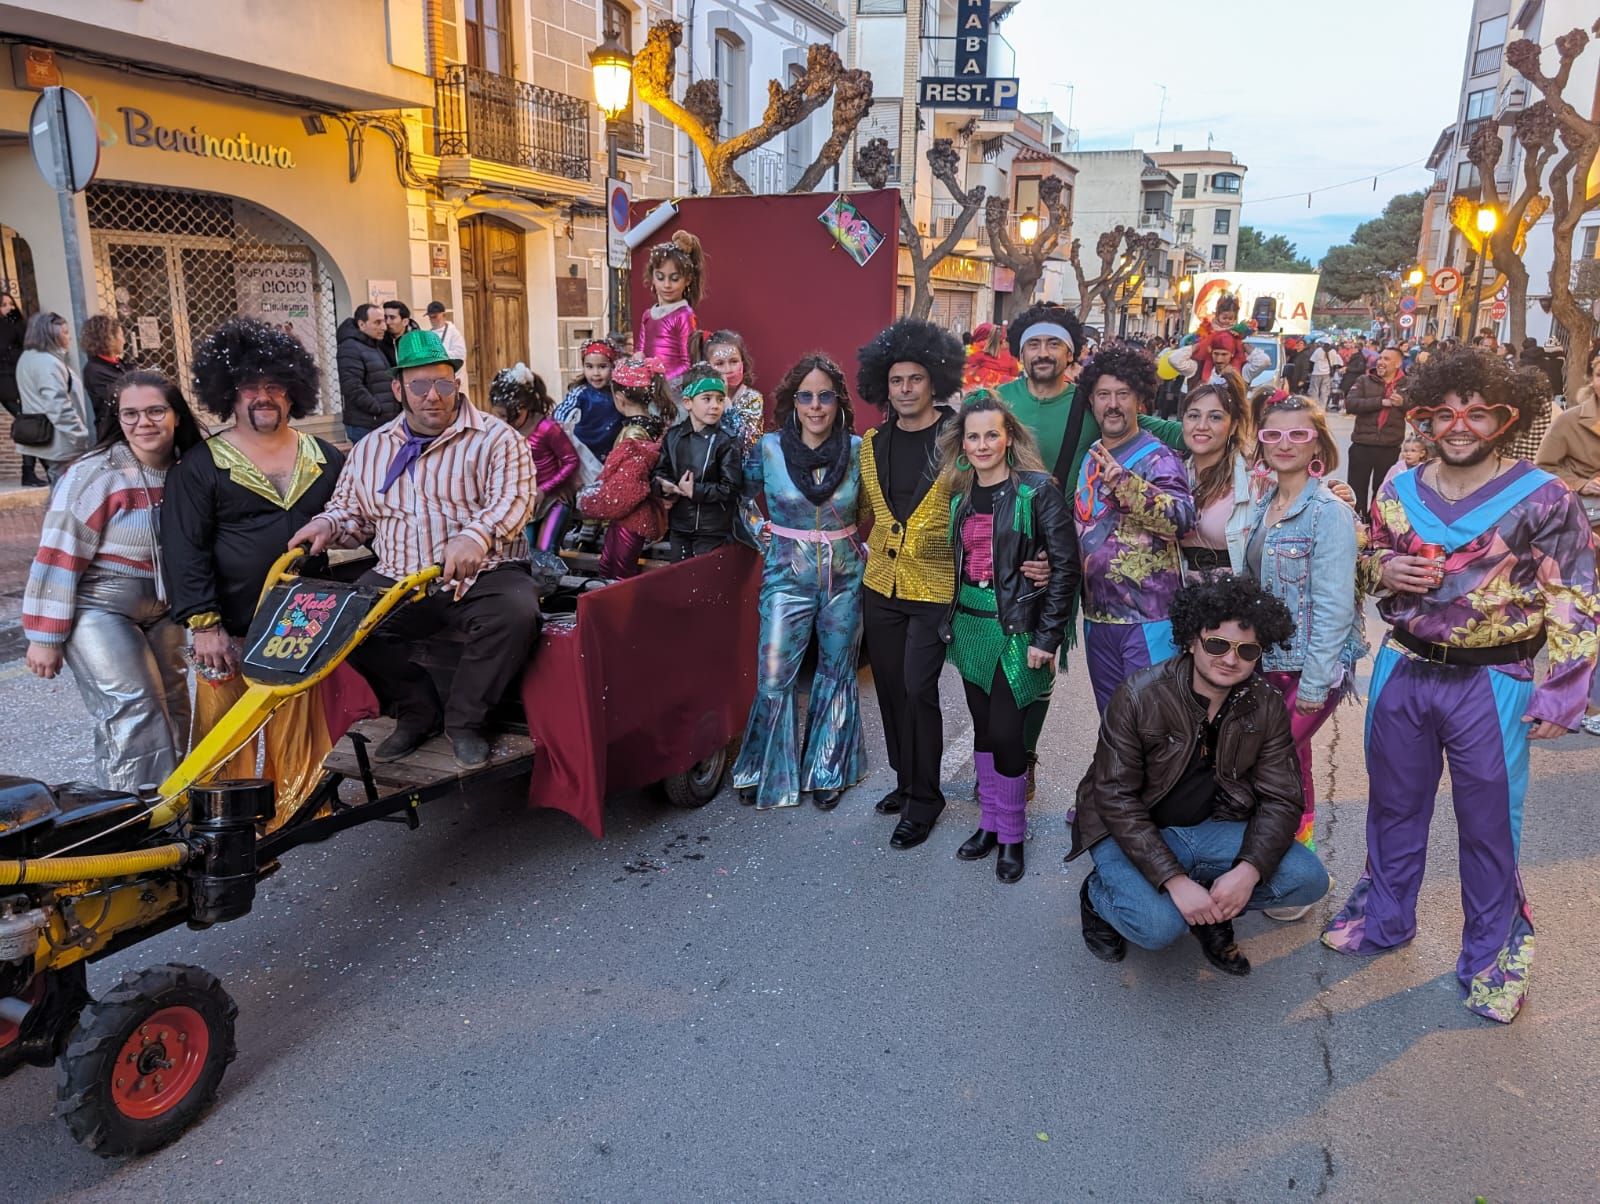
top-left (604, 1), bottom-right (632, 49)
top-left (857, 0), bottom-right (907, 11)
top-left (713, 33), bottom-right (746, 140)
top-left (464, 0), bottom-right (511, 75)
top-left (1213, 209), bottom-right (1231, 235)
top-left (1210, 172), bottom-right (1242, 194)
top-left (1181, 173), bottom-right (1196, 199)
top-left (1211, 244), bottom-right (1227, 264)
top-left (1474, 14), bottom-right (1508, 75)
top-left (1462, 87), bottom-right (1494, 138)
top-left (1582, 226), bottom-right (1599, 260)
top-left (854, 97), bottom-right (903, 184)
top-left (1178, 207), bottom-right (1194, 233)
top-left (1456, 160), bottom-right (1482, 193)
top-left (1015, 177), bottom-right (1041, 215)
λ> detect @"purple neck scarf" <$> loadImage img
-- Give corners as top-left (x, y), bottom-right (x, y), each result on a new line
top-left (379, 422), bottom-right (439, 494)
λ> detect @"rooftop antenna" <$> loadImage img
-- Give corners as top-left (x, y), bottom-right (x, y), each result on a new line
top-left (1154, 84), bottom-right (1168, 147)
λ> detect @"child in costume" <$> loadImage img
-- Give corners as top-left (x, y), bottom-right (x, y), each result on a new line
top-left (578, 355), bottom-right (673, 580)
top-left (651, 362), bottom-right (743, 561)
top-left (939, 393), bottom-right (1079, 884)
top-left (638, 231), bottom-right (705, 383)
top-left (1164, 292), bottom-right (1269, 388)
top-left (705, 328), bottom-right (766, 541)
top-left (554, 337), bottom-right (622, 550)
top-left (491, 363), bottom-right (579, 553)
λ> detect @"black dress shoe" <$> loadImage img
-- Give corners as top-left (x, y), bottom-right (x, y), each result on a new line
top-left (1191, 921), bottom-right (1251, 976)
top-left (450, 730), bottom-right (491, 769)
top-left (874, 788), bottom-right (904, 815)
top-left (374, 717), bottom-right (442, 761)
top-left (811, 788), bottom-right (843, 810)
top-left (1080, 878), bottom-right (1127, 963)
top-left (956, 829), bottom-right (998, 861)
top-left (889, 817), bottom-right (933, 849)
top-left (996, 842), bottom-right (1025, 883)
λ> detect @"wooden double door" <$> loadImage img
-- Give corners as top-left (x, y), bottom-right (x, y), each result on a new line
top-left (458, 215), bottom-right (527, 403)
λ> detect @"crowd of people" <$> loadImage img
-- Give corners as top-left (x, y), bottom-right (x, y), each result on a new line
top-left (12, 271), bottom-right (1600, 1026)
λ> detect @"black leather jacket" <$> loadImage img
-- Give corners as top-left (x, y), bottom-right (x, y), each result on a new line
top-left (651, 419), bottom-right (743, 537)
top-left (939, 470), bottom-right (1080, 654)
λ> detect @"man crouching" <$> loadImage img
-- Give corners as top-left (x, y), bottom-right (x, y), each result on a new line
top-left (1068, 575), bottom-right (1330, 975)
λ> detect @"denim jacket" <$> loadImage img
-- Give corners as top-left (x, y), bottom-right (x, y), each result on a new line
top-left (1246, 479), bottom-right (1366, 706)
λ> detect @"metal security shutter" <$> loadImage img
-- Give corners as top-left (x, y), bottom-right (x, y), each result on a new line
top-left (86, 183), bottom-right (339, 412)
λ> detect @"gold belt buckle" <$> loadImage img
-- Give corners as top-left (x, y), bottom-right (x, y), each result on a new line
top-left (1427, 641), bottom-right (1451, 665)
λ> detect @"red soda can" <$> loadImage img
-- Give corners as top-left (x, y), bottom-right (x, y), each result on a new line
top-left (1417, 542), bottom-right (1445, 586)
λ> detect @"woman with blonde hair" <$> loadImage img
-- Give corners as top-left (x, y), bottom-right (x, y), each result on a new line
top-left (936, 392), bottom-right (1079, 883)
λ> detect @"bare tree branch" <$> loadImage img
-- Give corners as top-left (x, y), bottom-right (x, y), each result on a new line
top-left (791, 68), bottom-right (874, 193)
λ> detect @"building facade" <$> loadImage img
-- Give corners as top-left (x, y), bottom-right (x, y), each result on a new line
top-left (1150, 147), bottom-right (1246, 275)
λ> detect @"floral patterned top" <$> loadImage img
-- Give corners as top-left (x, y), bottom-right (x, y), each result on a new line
top-left (1368, 459), bottom-right (1600, 728)
top-left (1073, 431), bottom-right (1196, 624)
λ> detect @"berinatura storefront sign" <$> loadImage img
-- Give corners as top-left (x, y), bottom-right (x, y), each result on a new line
top-left (118, 106), bottom-right (296, 169)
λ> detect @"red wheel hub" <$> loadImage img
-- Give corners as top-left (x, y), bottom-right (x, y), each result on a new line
top-left (109, 1006), bottom-right (211, 1119)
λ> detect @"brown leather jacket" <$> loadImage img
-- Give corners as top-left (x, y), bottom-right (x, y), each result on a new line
top-left (1067, 655), bottom-right (1305, 888)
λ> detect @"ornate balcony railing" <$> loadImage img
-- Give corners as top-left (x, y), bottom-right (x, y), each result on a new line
top-left (435, 63), bottom-right (591, 181)
top-left (607, 119), bottom-right (645, 157)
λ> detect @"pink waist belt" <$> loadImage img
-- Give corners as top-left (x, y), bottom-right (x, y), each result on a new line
top-left (768, 523), bottom-right (858, 543)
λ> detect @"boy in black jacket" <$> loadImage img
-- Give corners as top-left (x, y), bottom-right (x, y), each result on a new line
top-left (652, 362), bottom-right (743, 560)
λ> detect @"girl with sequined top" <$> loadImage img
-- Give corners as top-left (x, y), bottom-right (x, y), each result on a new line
top-left (637, 231), bottom-right (705, 382)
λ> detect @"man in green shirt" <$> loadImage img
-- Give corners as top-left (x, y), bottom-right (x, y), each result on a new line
top-left (994, 303), bottom-right (1183, 492)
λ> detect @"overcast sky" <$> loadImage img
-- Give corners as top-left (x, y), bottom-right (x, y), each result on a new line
top-left (1004, 0), bottom-right (1472, 263)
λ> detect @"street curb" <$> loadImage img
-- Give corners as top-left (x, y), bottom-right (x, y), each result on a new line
top-left (0, 487), bottom-right (47, 511)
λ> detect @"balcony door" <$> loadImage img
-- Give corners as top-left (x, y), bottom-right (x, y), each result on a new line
top-left (459, 216), bottom-right (527, 405)
top-left (464, 0), bottom-right (511, 75)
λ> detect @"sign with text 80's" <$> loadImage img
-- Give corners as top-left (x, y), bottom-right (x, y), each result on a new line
top-left (243, 587), bottom-right (351, 675)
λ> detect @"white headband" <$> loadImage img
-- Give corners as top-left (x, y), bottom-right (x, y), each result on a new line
top-left (1019, 322), bottom-right (1075, 352)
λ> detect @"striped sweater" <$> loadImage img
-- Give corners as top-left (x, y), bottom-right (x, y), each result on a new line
top-left (23, 443), bottom-right (166, 646)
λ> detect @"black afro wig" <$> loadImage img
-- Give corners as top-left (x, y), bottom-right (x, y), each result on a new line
top-left (1007, 302), bottom-right (1083, 361)
top-left (1076, 342), bottom-right (1159, 408)
top-left (191, 317), bottom-right (321, 421)
top-left (1406, 347), bottom-right (1550, 447)
top-left (855, 317), bottom-right (965, 409)
top-left (1170, 574), bottom-right (1296, 654)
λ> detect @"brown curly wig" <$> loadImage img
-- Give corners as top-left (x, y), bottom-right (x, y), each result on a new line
top-left (1406, 347), bottom-right (1550, 447)
top-left (1076, 342), bottom-right (1159, 408)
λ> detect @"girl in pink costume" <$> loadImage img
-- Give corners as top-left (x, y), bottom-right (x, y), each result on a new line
top-left (638, 231), bottom-right (706, 383)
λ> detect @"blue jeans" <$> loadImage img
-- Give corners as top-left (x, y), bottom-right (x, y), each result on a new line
top-left (1087, 819), bottom-right (1330, 950)
top-left (344, 423), bottom-right (374, 443)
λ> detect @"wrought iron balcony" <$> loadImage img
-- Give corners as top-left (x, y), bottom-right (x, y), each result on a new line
top-left (435, 64), bottom-right (591, 181)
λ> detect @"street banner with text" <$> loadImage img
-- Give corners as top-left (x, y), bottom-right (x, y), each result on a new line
top-left (1189, 271), bottom-right (1321, 337)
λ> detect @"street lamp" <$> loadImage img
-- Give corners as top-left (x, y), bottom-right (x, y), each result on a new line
top-left (1470, 204), bottom-right (1499, 343)
top-left (1406, 268), bottom-right (1424, 288)
top-left (1177, 274), bottom-right (1193, 336)
top-left (590, 29), bottom-right (635, 334)
top-left (1017, 208), bottom-right (1040, 245)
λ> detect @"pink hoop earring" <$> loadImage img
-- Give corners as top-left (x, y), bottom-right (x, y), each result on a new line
top-left (1308, 458), bottom-right (1326, 478)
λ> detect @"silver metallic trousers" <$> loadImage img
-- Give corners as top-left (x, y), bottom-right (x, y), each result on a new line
top-left (62, 571), bottom-right (191, 793)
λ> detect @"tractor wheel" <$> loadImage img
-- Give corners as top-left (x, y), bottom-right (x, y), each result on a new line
top-left (661, 740), bottom-right (732, 808)
top-left (56, 964), bottom-right (237, 1157)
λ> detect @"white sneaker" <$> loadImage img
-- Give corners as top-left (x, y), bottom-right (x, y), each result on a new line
top-left (1264, 873), bottom-right (1336, 922)
top-left (1581, 714), bottom-right (1600, 737)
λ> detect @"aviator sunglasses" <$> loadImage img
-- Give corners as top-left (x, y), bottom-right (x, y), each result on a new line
top-left (1199, 635), bottom-right (1263, 662)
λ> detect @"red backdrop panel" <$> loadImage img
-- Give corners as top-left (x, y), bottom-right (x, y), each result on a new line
top-left (628, 189), bottom-right (900, 434)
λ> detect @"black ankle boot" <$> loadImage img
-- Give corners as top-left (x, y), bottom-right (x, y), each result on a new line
top-left (1191, 921), bottom-right (1251, 976)
top-left (1079, 878), bottom-right (1127, 962)
top-left (956, 829), bottom-right (997, 860)
top-left (996, 842), bottom-right (1025, 883)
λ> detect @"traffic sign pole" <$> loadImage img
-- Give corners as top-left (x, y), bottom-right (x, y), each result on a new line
top-left (49, 92), bottom-right (92, 357)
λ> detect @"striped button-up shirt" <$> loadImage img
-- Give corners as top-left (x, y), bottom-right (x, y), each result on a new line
top-left (319, 402), bottom-right (535, 584)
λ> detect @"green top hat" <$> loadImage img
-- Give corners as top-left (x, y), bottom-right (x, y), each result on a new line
top-left (391, 328), bottom-right (463, 375)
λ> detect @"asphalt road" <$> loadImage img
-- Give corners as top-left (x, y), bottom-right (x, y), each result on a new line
top-left (3, 421), bottom-right (1600, 1201)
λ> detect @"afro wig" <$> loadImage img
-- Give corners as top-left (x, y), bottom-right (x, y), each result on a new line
top-left (1006, 302), bottom-right (1083, 361)
top-left (191, 317), bottom-right (320, 421)
top-left (1406, 347), bottom-right (1551, 448)
top-left (1076, 342), bottom-right (1160, 408)
top-left (855, 317), bottom-right (965, 409)
top-left (1170, 574), bottom-right (1296, 654)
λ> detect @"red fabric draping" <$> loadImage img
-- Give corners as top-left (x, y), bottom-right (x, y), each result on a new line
top-left (320, 662), bottom-right (380, 740)
top-left (520, 544), bottom-right (762, 836)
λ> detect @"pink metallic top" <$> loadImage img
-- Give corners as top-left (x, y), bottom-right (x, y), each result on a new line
top-left (961, 513), bottom-right (996, 584)
top-left (637, 301), bottom-right (697, 380)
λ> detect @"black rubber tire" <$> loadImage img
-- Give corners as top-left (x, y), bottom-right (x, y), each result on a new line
top-left (661, 741), bottom-right (731, 808)
top-left (55, 963), bottom-right (237, 1157)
